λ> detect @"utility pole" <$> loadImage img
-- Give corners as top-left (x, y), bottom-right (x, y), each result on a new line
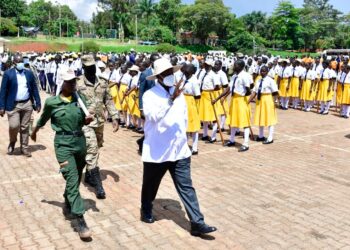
top-left (49, 10), bottom-right (51, 39)
top-left (56, 1), bottom-right (62, 38)
top-left (0, 9), bottom-right (2, 37)
top-left (59, 4), bottom-right (62, 37)
top-left (135, 14), bottom-right (138, 42)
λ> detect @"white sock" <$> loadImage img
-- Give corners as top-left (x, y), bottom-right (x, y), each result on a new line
top-left (137, 118), bottom-right (142, 128)
top-left (259, 126), bottom-right (264, 138)
top-left (285, 98), bottom-right (289, 108)
top-left (268, 126), bottom-right (274, 141)
top-left (294, 98), bottom-right (299, 108)
top-left (320, 102), bottom-right (325, 112)
top-left (203, 122), bottom-right (209, 137)
top-left (280, 97), bottom-right (284, 107)
top-left (346, 106), bottom-right (350, 116)
top-left (230, 127), bottom-right (237, 142)
top-left (192, 132), bottom-right (199, 151)
top-left (341, 105), bottom-right (346, 115)
top-left (220, 115), bottom-right (226, 129)
top-left (326, 101), bottom-right (331, 111)
top-left (126, 115), bottom-right (130, 126)
top-left (243, 128), bottom-right (250, 147)
top-left (211, 123), bottom-right (218, 140)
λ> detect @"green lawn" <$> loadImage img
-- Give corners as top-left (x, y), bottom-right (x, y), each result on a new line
top-left (267, 49), bottom-right (320, 58)
top-left (6, 37), bottom-right (212, 53)
top-left (6, 37), bottom-right (321, 57)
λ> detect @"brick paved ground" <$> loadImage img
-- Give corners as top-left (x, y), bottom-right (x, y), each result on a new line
top-left (1, 90), bottom-right (350, 249)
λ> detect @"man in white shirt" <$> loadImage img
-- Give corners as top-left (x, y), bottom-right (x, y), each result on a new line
top-left (140, 58), bottom-right (217, 237)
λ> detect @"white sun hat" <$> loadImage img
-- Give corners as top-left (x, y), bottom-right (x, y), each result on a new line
top-left (97, 61), bottom-right (106, 68)
top-left (146, 58), bottom-right (182, 80)
top-left (129, 65), bottom-right (140, 72)
top-left (62, 69), bottom-right (78, 81)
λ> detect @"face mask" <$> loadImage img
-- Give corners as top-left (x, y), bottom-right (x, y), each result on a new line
top-left (163, 74), bottom-right (175, 87)
top-left (16, 63), bottom-right (25, 71)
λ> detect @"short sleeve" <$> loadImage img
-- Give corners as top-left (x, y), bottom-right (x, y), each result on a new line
top-left (270, 78), bottom-right (279, 92)
top-left (192, 80), bottom-right (201, 96)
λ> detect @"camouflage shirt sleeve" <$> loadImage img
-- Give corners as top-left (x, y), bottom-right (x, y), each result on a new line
top-left (104, 86), bottom-right (120, 120)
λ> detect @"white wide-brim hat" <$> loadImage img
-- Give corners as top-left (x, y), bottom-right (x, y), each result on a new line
top-left (62, 69), bottom-right (78, 81)
top-left (204, 59), bottom-right (214, 67)
top-left (129, 65), bottom-right (140, 72)
top-left (146, 58), bottom-right (182, 80)
top-left (97, 61), bottom-right (106, 68)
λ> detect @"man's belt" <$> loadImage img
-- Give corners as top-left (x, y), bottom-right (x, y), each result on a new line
top-left (15, 98), bottom-right (30, 104)
top-left (56, 131), bottom-right (84, 137)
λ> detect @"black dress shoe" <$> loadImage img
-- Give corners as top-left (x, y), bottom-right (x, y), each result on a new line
top-left (263, 140), bottom-right (274, 145)
top-left (140, 210), bottom-right (155, 224)
top-left (208, 138), bottom-right (216, 143)
top-left (7, 142), bottom-right (15, 155)
top-left (201, 136), bottom-right (209, 141)
top-left (239, 145), bottom-right (249, 152)
top-left (224, 141), bottom-right (235, 147)
top-left (190, 223), bottom-right (217, 236)
top-left (256, 137), bottom-right (266, 142)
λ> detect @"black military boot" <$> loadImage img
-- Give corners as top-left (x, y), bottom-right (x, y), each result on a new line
top-left (84, 169), bottom-right (96, 187)
top-left (91, 167), bottom-right (106, 199)
top-left (76, 215), bottom-right (92, 239)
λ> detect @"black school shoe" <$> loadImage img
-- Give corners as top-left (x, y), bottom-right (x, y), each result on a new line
top-left (201, 136), bottom-right (209, 141)
top-left (263, 140), bottom-right (274, 145)
top-left (190, 223), bottom-right (217, 237)
top-left (239, 145), bottom-right (249, 152)
top-left (208, 138), bottom-right (216, 143)
top-left (256, 137), bottom-right (266, 142)
top-left (224, 141), bottom-right (235, 147)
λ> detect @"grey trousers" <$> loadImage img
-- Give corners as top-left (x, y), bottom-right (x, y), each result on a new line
top-left (6, 100), bottom-right (33, 150)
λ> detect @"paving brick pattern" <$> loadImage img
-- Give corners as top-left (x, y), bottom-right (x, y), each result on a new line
top-left (1, 90), bottom-right (350, 249)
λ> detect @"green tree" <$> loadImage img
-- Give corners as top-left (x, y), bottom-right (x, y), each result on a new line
top-left (180, 0), bottom-right (232, 44)
top-left (300, 0), bottom-right (342, 50)
top-left (97, 0), bottom-right (134, 40)
top-left (0, 17), bottom-right (18, 36)
top-left (139, 18), bottom-right (174, 43)
top-left (0, 0), bottom-right (26, 19)
top-left (137, 0), bottom-right (156, 25)
top-left (240, 11), bottom-right (268, 38)
top-left (271, 1), bottom-right (301, 50)
top-left (155, 0), bottom-right (182, 33)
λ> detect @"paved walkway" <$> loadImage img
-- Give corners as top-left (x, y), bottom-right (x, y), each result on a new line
top-left (0, 91), bottom-right (350, 249)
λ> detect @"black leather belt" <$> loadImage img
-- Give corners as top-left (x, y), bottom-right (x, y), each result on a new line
top-left (56, 131), bottom-right (84, 137)
top-left (15, 98), bottom-right (30, 104)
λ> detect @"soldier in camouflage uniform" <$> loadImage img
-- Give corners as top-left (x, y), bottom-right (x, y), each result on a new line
top-left (77, 55), bottom-right (120, 199)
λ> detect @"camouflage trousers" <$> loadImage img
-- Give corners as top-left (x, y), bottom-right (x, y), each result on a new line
top-left (82, 125), bottom-right (104, 171)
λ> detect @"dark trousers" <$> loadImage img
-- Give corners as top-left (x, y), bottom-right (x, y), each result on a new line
top-left (55, 135), bottom-right (87, 216)
top-left (47, 73), bottom-right (55, 94)
top-left (141, 157), bottom-right (204, 225)
top-left (39, 71), bottom-right (46, 90)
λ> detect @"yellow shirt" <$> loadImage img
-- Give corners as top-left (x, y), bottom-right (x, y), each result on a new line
top-left (60, 95), bottom-right (72, 103)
